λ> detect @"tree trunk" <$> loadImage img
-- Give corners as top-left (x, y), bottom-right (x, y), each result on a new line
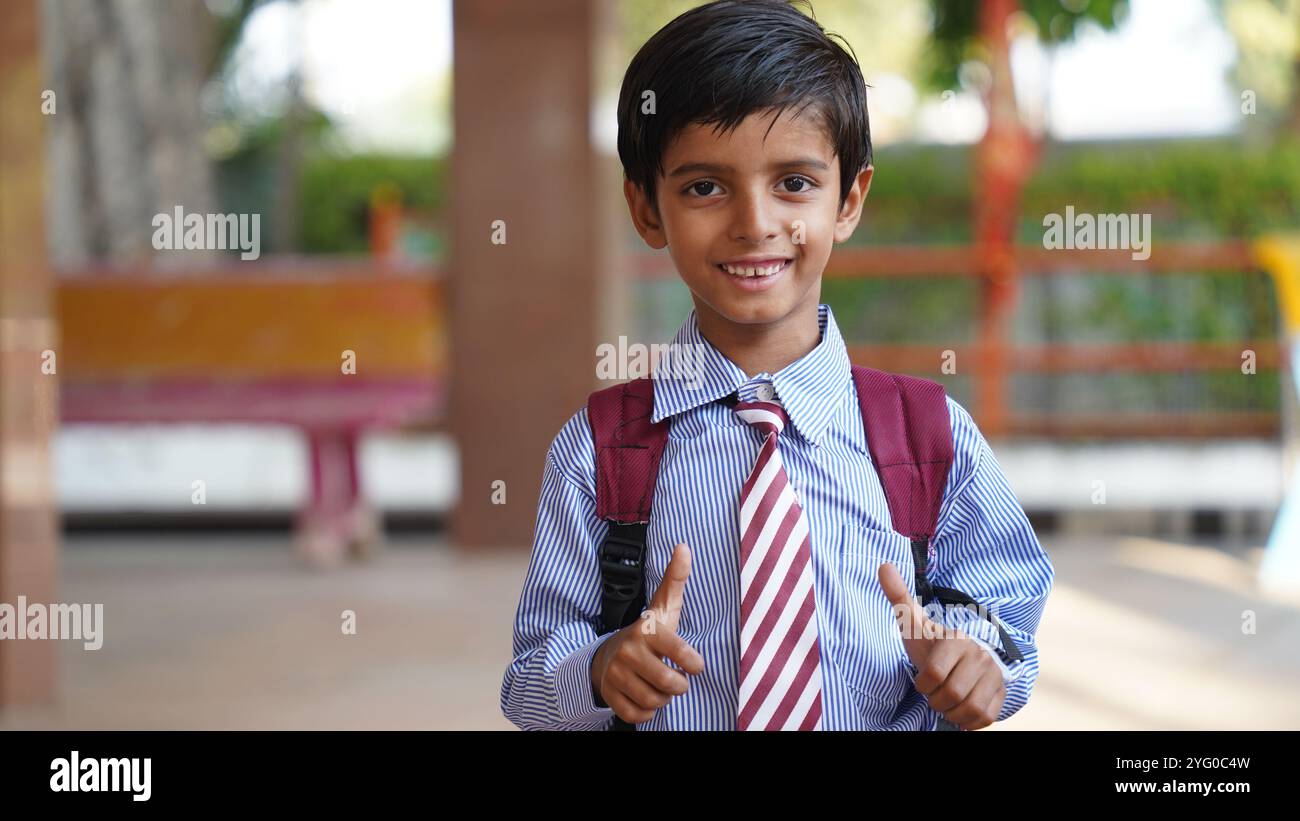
top-left (41, 0), bottom-right (216, 270)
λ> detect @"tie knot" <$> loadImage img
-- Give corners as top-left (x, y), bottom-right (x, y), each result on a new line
top-left (733, 399), bottom-right (788, 437)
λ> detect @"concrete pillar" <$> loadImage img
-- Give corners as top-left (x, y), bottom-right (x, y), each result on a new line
top-left (0, 0), bottom-right (59, 707)
top-left (449, 0), bottom-right (628, 549)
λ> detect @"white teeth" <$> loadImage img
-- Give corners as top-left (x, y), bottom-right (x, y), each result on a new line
top-left (720, 260), bottom-right (787, 277)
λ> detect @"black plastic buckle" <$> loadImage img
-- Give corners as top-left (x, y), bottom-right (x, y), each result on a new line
top-left (910, 537), bottom-right (934, 604)
top-left (600, 522), bottom-right (648, 605)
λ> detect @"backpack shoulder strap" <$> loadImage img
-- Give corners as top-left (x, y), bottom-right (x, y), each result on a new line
top-left (850, 364), bottom-right (1024, 673)
top-left (586, 377), bottom-right (670, 732)
top-left (849, 364), bottom-right (952, 545)
top-left (587, 376), bottom-right (670, 524)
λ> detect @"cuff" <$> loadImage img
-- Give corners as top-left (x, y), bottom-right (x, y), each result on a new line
top-left (939, 606), bottom-right (1028, 686)
top-left (971, 636), bottom-right (1025, 685)
top-left (555, 630), bottom-right (619, 725)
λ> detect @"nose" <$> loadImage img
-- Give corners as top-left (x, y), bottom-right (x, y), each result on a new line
top-left (728, 185), bottom-right (781, 245)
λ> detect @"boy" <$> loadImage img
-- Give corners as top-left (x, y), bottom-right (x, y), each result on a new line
top-left (500, 0), bottom-right (1054, 731)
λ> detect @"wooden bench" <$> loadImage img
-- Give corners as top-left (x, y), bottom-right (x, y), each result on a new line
top-left (57, 261), bottom-right (444, 567)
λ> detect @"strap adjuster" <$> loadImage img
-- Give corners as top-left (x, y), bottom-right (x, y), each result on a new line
top-left (599, 522), bottom-right (648, 604)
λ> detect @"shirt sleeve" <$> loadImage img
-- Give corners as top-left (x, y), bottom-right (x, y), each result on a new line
top-left (499, 408), bottom-right (619, 730)
top-left (902, 397), bottom-right (1055, 723)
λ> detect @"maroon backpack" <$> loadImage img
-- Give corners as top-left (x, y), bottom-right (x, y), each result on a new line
top-left (586, 364), bottom-right (1021, 731)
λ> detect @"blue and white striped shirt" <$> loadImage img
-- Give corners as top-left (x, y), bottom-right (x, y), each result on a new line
top-left (501, 303), bottom-right (1054, 730)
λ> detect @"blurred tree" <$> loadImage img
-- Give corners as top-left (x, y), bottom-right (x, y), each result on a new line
top-left (206, 0), bottom-right (341, 252)
top-left (924, 0), bottom-right (1123, 432)
top-left (270, 0), bottom-right (305, 254)
top-left (40, 0), bottom-right (309, 267)
top-left (42, 0), bottom-right (219, 267)
top-left (930, 0), bottom-right (1299, 141)
top-left (923, 0), bottom-right (1125, 92)
top-left (205, 0), bottom-right (262, 78)
top-left (1220, 0), bottom-right (1300, 135)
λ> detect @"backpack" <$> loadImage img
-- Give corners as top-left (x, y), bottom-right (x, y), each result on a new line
top-left (586, 364), bottom-right (1023, 731)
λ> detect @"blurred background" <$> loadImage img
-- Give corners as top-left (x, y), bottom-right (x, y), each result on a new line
top-left (1, 0), bottom-right (1298, 730)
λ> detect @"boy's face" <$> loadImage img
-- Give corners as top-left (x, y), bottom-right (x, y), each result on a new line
top-left (625, 105), bottom-right (872, 333)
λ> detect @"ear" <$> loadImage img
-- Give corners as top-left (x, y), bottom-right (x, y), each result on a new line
top-left (833, 164), bottom-right (874, 244)
top-left (624, 176), bottom-right (668, 250)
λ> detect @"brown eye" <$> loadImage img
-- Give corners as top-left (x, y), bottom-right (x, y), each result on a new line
top-left (689, 181), bottom-right (719, 197)
top-left (783, 176), bottom-right (813, 193)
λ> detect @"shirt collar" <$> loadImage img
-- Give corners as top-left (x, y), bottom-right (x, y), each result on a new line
top-left (650, 303), bottom-right (852, 447)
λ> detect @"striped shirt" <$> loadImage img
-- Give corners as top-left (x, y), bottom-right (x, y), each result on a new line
top-left (501, 303), bottom-right (1055, 730)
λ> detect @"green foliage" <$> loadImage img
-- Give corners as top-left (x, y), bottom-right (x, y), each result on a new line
top-left (851, 136), bottom-right (1300, 244)
top-left (924, 0), bottom-right (1125, 90)
top-left (205, 0), bottom-right (264, 78)
top-left (822, 276), bottom-right (976, 342)
top-left (1021, 137), bottom-right (1300, 240)
top-left (297, 153), bottom-right (445, 254)
top-left (853, 144), bottom-right (972, 243)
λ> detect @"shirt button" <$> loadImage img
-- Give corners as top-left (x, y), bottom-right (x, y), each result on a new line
top-left (756, 384), bottom-right (775, 401)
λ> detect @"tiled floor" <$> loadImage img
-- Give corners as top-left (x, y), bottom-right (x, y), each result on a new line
top-left (2, 530), bottom-right (1296, 730)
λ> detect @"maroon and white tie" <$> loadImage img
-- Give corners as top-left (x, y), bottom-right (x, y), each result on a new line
top-left (733, 396), bottom-right (823, 730)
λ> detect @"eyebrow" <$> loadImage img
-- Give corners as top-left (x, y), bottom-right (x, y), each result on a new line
top-left (666, 158), bottom-right (829, 178)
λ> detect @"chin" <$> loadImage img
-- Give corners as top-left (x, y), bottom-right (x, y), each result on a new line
top-left (707, 292), bottom-right (797, 325)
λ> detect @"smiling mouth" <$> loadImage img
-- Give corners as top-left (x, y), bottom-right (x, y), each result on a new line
top-left (716, 259), bottom-right (791, 278)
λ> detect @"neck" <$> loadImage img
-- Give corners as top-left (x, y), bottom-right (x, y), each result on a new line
top-left (694, 299), bottom-right (822, 379)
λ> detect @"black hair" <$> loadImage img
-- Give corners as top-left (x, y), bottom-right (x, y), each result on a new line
top-left (616, 0), bottom-right (872, 212)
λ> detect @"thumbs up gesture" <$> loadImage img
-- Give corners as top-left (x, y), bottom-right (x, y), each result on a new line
top-left (878, 561), bottom-right (1006, 730)
top-left (591, 544), bottom-right (706, 725)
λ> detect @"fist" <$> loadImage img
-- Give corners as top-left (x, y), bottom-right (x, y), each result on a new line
top-left (878, 561), bottom-right (1006, 730)
top-left (591, 543), bottom-right (706, 725)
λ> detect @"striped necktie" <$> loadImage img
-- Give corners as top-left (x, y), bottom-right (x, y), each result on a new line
top-left (732, 395), bottom-right (824, 730)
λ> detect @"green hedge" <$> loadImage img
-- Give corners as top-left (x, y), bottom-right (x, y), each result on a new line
top-left (238, 136), bottom-right (1300, 254)
top-left (298, 153), bottom-right (446, 255)
top-left (853, 136), bottom-right (1300, 244)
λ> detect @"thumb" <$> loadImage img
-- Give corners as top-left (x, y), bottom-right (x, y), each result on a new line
top-left (878, 561), bottom-right (928, 648)
top-left (647, 543), bottom-right (691, 632)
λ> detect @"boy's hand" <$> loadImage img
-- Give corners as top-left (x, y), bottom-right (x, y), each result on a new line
top-left (591, 543), bottom-right (706, 725)
top-left (878, 561), bottom-right (1006, 731)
